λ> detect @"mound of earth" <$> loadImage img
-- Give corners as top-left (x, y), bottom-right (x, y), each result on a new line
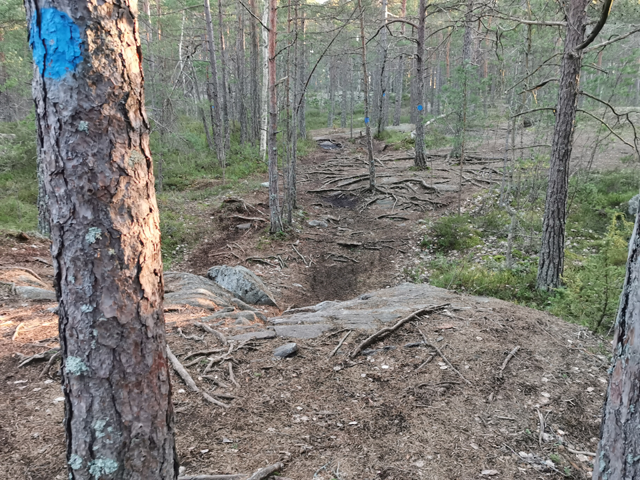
top-left (0, 281), bottom-right (607, 480)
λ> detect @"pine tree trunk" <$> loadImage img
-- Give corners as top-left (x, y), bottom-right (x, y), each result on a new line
top-left (297, 9), bottom-right (306, 139)
top-left (536, 0), bottom-right (588, 290)
top-left (595, 210), bottom-right (640, 480)
top-left (248, 0), bottom-right (261, 144)
top-left (204, 0), bottom-right (226, 170)
top-left (413, 0), bottom-right (427, 169)
top-left (217, 0), bottom-right (231, 152)
top-left (237, 6), bottom-right (247, 144)
top-left (327, 59), bottom-right (335, 128)
top-left (267, 0), bottom-right (282, 232)
top-left (357, 0), bottom-right (376, 190)
top-left (24, 1), bottom-right (177, 478)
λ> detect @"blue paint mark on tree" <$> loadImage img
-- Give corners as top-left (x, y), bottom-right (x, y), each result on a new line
top-left (29, 8), bottom-right (82, 80)
top-left (417, 104), bottom-right (423, 111)
top-left (364, 117), bottom-right (370, 124)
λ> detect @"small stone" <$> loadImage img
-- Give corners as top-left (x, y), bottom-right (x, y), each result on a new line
top-left (236, 223), bottom-right (251, 230)
top-left (222, 437), bottom-right (233, 443)
top-left (274, 342), bottom-right (298, 358)
top-left (261, 182), bottom-right (269, 188)
top-left (481, 470), bottom-right (499, 476)
top-left (436, 336), bottom-right (444, 342)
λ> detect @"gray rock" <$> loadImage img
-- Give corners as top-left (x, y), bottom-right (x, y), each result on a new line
top-left (164, 272), bottom-right (233, 310)
top-left (269, 283), bottom-right (486, 338)
top-left (202, 311), bottom-right (256, 322)
top-left (228, 329), bottom-right (276, 342)
top-left (236, 223), bottom-right (251, 230)
top-left (207, 265), bottom-right (278, 306)
top-left (274, 324), bottom-right (332, 339)
top-left (629, 194), bottom-right (640, 215)
top-left (274, 342), bottom-right (298, 358)
top-left (231, 297), bottom-right (257, 311)
top-left (308, 220), bottom-right (328, 228)
top-left (15, 286), bottom-right (56, 301)
top-left (261, 182), bottom-right (269, 188)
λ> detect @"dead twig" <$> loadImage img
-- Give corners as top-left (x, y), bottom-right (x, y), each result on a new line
top-left (536, 407), bottom-right (545, 447)
top-left (12, 322), bottom-right (23, 341)
top-left (203, 343), bottom-right (235, 375)
top-left (194, 322), bottom-right (228, 346)
top-left (167, 345), bottom-right (229, 408)
top-left (167, 345), bottom-right (199, 392)
top-left (40, 350), bottom-right (61, 378)
top-left (417, 327), bottom-right (472, 385)
top-left (228, 362), bottom-right (240, 388)
top-left (329, 331), bottom-right (352, 358)
top-left (183, 348), bottom-right (225, 361)
top-left (498, 346), bottom-right (520, 379)
top-left (246, 463), bottom-right (285, 480)
top-left (18, 348), bottom-right (59, 368)
top-left (179, 475), bottom-right (246, 480)
top-left (232, 215), bottom-right (267, 223)
top-left (291, 244), bottom-right (309, 266)
top-left (416, 354), bottom-right (435, 371)
top-left (350, 304), bottom-right (448, 358)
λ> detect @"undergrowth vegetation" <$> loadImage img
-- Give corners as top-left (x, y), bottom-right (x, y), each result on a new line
top-left (409, 169), bottom-right (639, 335)
top-left (0, 116), bottom-right (314, 267)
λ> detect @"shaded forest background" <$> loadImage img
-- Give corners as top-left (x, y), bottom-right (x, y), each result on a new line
top-left (2, 0), bottom-right (640, 334)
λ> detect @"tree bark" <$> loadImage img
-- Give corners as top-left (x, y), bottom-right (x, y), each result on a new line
top-left (595, 210), bottom-right (640, 480)
top-left (357, 0), bottom-right (376, 190)
top-left (536, 0), bottom-right (588, 290)
top-left (204, 0), bottom-right (227, 171)
top-left (217, 0), bottom-right (231, 152)
top-left (236, 6), bottom-right (247, 144)
top-left (267, 0), bottom-right (282, 232)
top-left (413, 0), bottom-right (427, 169)
top-left (24, 1), bottom-right (177, 478)
top-left (248, 0), bottom-right (261, 144)
top-left (260, 0), bottom-right (269, 162)
top-left (297, 8), bottom-right (306, 138)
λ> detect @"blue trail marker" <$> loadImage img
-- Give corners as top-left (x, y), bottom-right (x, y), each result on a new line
top-left (364, 117), bottom-right (370, 124)
top-left (417, 104), bottom-right (424, 111)
top-left (29, 8), bottom-right (82, 79)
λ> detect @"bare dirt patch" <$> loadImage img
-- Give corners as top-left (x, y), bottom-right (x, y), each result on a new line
top-left (1, 296), bottom-right (607, 479)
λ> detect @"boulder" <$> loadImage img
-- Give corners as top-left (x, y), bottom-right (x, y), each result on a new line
top-left (164, 271), bottom-right (233, 310)
top-left (15, 286), bottom-right (56, 302)
top-left (207, 265), bottom-right (278, 307)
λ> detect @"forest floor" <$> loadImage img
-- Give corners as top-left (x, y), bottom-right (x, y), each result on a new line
top-left (0, 127), bottom-right (624, 479)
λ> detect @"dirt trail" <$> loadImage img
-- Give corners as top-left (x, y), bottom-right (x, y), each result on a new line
top-left (0, 134), bottom-right (614, 479)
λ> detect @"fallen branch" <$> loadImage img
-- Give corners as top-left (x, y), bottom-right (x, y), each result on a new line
top-left (232, 215), bottom-right (267, 223)
top-left (350, 304), bottom-right (448, 358)
top-left (179, 475), bottom-right (246, 480)
top-left (291, 244), bottom-right (309, 266)
top-left (498, 345), bottom-right (520, 379)
top-left (416, 327), bottom-right (472, 385)
top-left (566, 447), bottom-right (596, 457)
top-left (167, 345), bottom-right (229, 408)
top-left (167, 345), bottom-right (199, 392)
top-left (329, 331), bottom-right (352, 358)
top-left (246, 463), bottom-right (285, 480)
